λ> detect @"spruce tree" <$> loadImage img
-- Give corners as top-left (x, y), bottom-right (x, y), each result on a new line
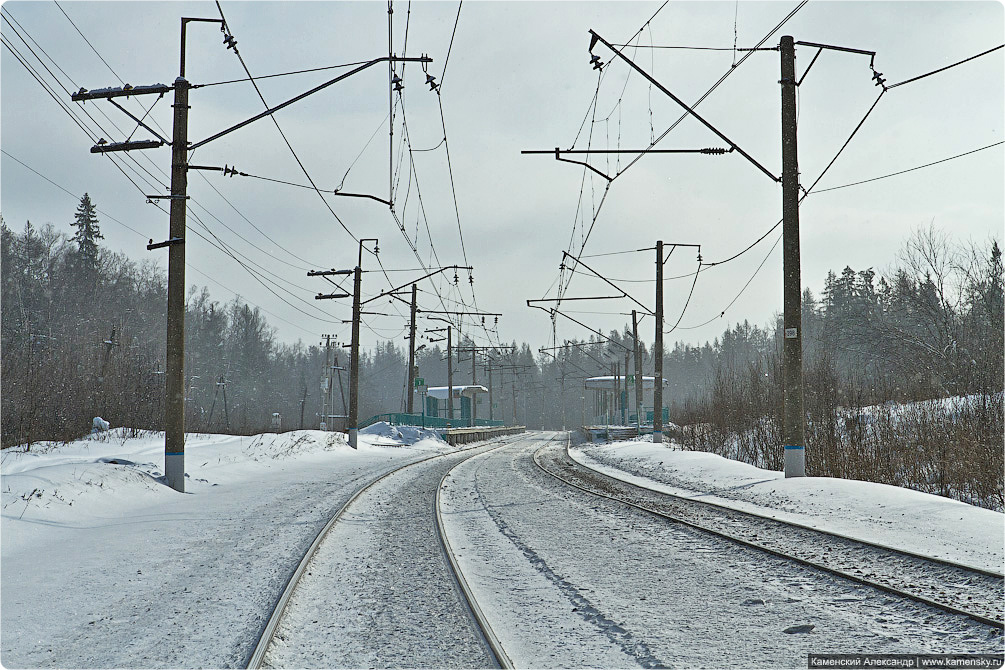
top-left (71, 193), bottom-right (103, 277)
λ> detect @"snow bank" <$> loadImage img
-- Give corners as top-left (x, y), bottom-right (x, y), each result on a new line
top-left (0, 428), bottom-right (454, 667)
top-left (571, 441), bottom-right (1005, 574)
top-left (360, 421), bottom-right (444, 445)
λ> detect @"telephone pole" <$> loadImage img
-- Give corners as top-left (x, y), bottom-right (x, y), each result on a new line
top-left (780, 36), bottom-right (806, 477)
top-left (653, 240), bottom-right (664, 444)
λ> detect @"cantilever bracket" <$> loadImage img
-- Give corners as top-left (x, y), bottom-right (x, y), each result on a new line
top-left (147, 237), bottom-right (184, 250)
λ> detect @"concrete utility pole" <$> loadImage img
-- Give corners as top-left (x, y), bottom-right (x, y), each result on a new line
top-left (780, 36), bottom-right (806, 477)
top-left (625, 350), bottom-right (631, 426)
top-left (163, 70), bottom-right (191, 491)
top-left (487, 358), bottom-right (494, 421)
top-left (348, 264), bottom-right (362, 448)
top-left (512, 379), bottom-right (517, 426)
top-left (653, 240), bottom-right (664, 444)
top-left (614, 361), bottom-right (621, 426)
top-left (632, 310), bottom-right (643, 433)
top-left (73, 27), bottom-right (435, 488)
top-left (71, 17), bottom-right (220, 492)
top-left (470, 344), bottom-right (477, 426)
top-left (406, 284), bottom-right (418, 414)
top-left (447, 326), bottom-right (453, 426)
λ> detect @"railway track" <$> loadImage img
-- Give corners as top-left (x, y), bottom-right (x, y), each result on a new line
top-left (534, 436), bottom-right (1004, 631)
top-left (246, 435), bottom-right (519, 669)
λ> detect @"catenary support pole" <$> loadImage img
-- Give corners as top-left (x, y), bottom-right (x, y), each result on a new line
top-left (632, 310), bottom-right (643, 433)
top-left (447, 326), bottom-right (453, 427)
top-left (619, 351), bottom-right (627, 423)
top-left (780, 36), bottom-right (806, 477)
top-left (348, 266), bottom-right (361, 448)
top-left (653, 240), bottom-right (664, 444)
top-left (406, 284), bottom-right (417, 414)
top-left (164, 74), bottom-right (190, 492)
top-left (488, 358), bottom-right (494, 421)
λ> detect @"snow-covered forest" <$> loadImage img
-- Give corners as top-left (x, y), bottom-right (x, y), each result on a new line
top-left (2, 196), bottom-right (1002, 508)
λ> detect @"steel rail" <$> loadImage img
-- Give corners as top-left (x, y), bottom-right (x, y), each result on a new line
top-left (533, 436), bottom-right (1004, 630)
top-left (246, 433), bottom-right (523, 668)
top-left (436, 457), bottom-right (514, 669)
top-left (570, 448), bottom-right (1004, 580)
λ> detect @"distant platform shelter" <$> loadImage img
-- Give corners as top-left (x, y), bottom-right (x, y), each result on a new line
top-left (424, 385), bottom-right (488, 425)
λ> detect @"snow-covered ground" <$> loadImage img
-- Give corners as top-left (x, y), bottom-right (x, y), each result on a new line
top-left (441, 434), bottom-right (1003, 668)
top-left (572, 438), bottom-right (1005, 574)
top-left (1, 425), bottom-right (447, 668)
top-left (2, 426), bottom-right (1001, 668)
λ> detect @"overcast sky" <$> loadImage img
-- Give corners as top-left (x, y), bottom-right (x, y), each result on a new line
top-left (3, 0), bottom-right (1003, 354)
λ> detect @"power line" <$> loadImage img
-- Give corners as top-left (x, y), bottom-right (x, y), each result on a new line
top-left (0, 148), bottom-right (336, 336)
top-left (801, 89), bottom-right (886, 196)
top-left (886, 43), bottom-right (1004, 90)
top-left (2, 149), bottom-right (147, 239)
top-left (50, 1), bottom-right (168, 149)
top-left (8, 11), bottom-right (360, 342)
top-left (52, 0), bottom-right (123, 83)
top-left (811, 141), bottom-right (1005, 194)
top-left (195, 61), bottom-right (374, 88)
top-left (551, 0), bottom-right (806, 315)
top-left (614, 0), bottom-right (807, 180)
top-left (214, 2), bottom-right (358, 242)
top-left (437, 1), bottom-right (463, 90)
top-left (610, 44), bottom-right (778, 52)
top-left (676, 231), bottom-right (782, 331)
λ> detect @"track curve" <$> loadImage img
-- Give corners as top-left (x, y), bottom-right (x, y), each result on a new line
top-left (534, 435), bottom-right (1004, 630)
top-left (247, 435), bottom-right (520, 669)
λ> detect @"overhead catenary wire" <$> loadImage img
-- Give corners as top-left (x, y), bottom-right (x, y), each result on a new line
top-left (885, 43), bottom-right (1003, 90)
top-left (811, 141), bottom-right (1005, 194)
top-left (195, 60), bottom-right (375, 88)
top-left (6, 6), bottom-right (366, 341)
top-left (545, 0), bottom-right (807, 329)
top-left (8, 5), bottom-right (332, 291)
top-left (214, 1), bottom-right (358, 242)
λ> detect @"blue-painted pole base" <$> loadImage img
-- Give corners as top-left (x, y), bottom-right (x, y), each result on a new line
top-left (165, 452), bottom-right (185, 492)
top-left (784, 445), bottom-right (805, 477)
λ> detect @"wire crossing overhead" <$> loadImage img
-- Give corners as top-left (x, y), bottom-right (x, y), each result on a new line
top-left (588, 29), bottom-right (780, 183)
top-left (521, 147), bottom-right (732, 182)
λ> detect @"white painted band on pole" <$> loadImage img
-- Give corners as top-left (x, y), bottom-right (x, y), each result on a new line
top-left (165, 452), bottom-right (185, 492)
top-left (652, 431), bottom-right (663, 444)
top-left (348, 428), bottom-right (358, 449)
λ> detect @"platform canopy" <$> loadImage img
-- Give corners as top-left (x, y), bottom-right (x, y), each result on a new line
top-left (425, 385), bottom-right (488, 400)
top-left (584, 375), bottom-right (662, 390)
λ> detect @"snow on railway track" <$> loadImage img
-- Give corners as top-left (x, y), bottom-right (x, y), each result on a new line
top-left (440, 431), bottom-right (1001, 668)
top-left (534, 436), bottom-right (1004, 630)
top-left (248, 435), bottom-right (518, 669)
